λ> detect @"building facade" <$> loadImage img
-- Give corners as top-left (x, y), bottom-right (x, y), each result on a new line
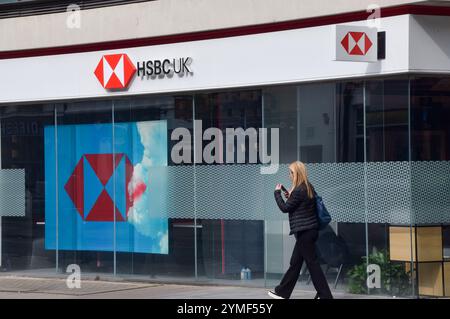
top-left (1, 0), bottom-right (450, 298)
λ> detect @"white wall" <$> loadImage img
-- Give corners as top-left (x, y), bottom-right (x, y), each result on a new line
top-left (409, 14), bottom-right (450, 73)
top-left (0, 0), bottom-right (438, 52)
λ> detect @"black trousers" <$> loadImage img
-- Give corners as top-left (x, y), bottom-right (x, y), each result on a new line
top-left (275, 229), bottom-right (333, 299)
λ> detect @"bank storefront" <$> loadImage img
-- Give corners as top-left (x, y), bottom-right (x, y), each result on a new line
top-left (1, 12), bottom-right (450, 298)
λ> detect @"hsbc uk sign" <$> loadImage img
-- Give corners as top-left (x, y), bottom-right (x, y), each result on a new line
top-left (94, 53), bottom-right (193, 90)
top-left (335, 25), bottom-right (378, 62)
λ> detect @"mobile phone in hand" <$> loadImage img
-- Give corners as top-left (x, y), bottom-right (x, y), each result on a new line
top-left (280, 185), bottom-right (288, 193)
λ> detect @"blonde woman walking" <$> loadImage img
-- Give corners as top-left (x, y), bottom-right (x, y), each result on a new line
top-left (268, 161), bottom-right (333, 299)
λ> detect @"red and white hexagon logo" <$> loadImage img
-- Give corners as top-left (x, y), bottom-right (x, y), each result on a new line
top-left (94, 54), bottom-right (136, 90)
top-left (340, 32), bottom-right (373, 56)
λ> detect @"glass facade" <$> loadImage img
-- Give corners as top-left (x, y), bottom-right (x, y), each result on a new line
top-left (1, 75), bottom-right (450, 297)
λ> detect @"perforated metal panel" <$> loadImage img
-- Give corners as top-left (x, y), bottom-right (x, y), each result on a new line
top-left (166, 166), bottom-right (194, 219)
top-left (307, 163), bottom-right (366, 223)
top-left (166, 165), bottom-right (267, 220)
top-left (366, 162), bottom-right (412, 224)
top-left (0, 169), bottom-right (25, 217)
top-left (411, 161), bottom-right (450, 224)
top-left (166, 163), bottom-right (366, 221)
top-left (164, 162), bottom-right (450, 224)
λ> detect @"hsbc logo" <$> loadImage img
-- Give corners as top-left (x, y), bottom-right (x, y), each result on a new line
top-left (64, 153), bottom-right (146, 222)
top-left (94, 54), bottom-right (136, 90)
top-left (340, 32), bottom-right (373, 56)
top-left (335, 25), bottom-right (378, 62)
top-left (94, 53), bottom-right (193, 90)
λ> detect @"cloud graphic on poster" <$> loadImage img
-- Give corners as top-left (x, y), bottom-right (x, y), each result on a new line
top-left (127, 121), bottom-right (167, 237)
top-left (159, 231), bottom-right (168, 254)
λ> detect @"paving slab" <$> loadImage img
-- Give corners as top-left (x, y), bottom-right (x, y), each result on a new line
top-left (0, 276), bottom-right (396, 299)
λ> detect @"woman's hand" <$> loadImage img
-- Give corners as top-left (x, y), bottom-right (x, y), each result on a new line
top-left (276, 184), bottom-right (290, 198)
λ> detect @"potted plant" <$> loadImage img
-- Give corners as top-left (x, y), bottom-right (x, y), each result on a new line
top-left (347, 250), bottom-right (412, 296)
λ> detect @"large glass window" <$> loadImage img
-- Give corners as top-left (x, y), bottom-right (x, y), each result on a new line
top-left (263, 81), bottom-right (368, 296)
top-left (113, 95), bottom-right (195, 281)
top-left (409, 77), bottom-right (450, 298)
top-left (0, 104), bottom-right (55, 272)
top-left (194, 91), bottom-right (264, 284)
top-left (366, 79), bottom-right (409, 162)
top-left (365, 78), bottom-right (413, 297)
top-left (54, 101), bottom-right (115, 275)
top-left (411, 77), bottom-right (450, 161)
top-left (5, 76), bottom-right (450, 298)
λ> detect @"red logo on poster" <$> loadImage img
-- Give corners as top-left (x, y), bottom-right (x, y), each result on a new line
top-left (64, 154), bottom-right (146, 222)
top-left (340, 32), bottom-right (373, 56)
top-left (94, 54), bottom-right (136, 89)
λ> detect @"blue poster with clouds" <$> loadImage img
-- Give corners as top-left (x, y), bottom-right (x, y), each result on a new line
top-left (44, 120), bottom-right (168, 254)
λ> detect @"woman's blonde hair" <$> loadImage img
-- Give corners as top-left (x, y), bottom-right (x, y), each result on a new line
top-left (289, 161), bottom-right (313, 199)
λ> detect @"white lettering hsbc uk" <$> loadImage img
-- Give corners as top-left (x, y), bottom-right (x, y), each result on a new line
top-left (94, 53), bottom-right (193, 90)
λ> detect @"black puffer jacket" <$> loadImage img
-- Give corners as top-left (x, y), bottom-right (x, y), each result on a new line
top-left (274, 183), bottom-right (318, 235)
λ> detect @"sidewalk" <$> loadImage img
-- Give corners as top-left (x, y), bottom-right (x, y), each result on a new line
top-left (0, 276), bottom-right (393, 299)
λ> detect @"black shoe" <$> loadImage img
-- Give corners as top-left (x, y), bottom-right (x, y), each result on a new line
top-left (268, 290), bottom-right (284, 299)
top-left (314, 293), bottom-right (320, 299)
